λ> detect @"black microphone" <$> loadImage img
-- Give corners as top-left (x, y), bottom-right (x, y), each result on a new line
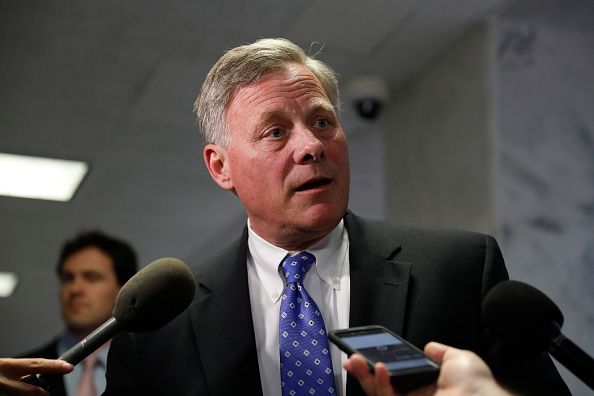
top-left (23, 257), bottom-right (196, 389)
top-left (483, 280), bottom-right (594, 390)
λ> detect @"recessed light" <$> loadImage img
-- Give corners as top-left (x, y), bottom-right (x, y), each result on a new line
top-left (0, 153), bottom-right (88, 202)
top-left (0, 272), bottom-right (18, 297)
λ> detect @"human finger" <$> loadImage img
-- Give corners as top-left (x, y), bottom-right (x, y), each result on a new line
top-left (344, 354), bottom-right (379, 395)
top-left (372, 362), bottom-right (398, 396)
top-left (0, 359), bottom-right (72, 378)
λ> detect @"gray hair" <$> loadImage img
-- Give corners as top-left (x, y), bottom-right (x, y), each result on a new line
top-left (194, 38), bottom-right (340, 147)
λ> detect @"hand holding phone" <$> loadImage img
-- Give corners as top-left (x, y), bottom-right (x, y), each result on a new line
top-left (329, 325), bottom-right (440, 392)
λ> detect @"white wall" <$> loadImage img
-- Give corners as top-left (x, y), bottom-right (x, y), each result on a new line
top-left (493, 17), bottom-right (594, 396)
top-left (385, 25), bottom-right (494, 234)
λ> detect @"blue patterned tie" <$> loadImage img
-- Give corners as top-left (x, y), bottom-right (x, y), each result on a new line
top-left (279, 251), bottom-right (336, 395)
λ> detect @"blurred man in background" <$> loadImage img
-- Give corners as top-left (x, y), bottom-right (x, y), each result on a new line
top-left (21, 230), bottom-right (137, 396)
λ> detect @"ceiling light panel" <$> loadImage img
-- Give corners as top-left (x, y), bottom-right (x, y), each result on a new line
top-left (0, 153), bottom-right (88, 202)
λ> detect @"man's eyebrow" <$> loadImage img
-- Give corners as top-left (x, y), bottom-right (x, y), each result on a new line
top-left (306, 99), bottom-right (336, 117)
top-left (82, 270), bottom-right (103, 276)
top-left (253, 99), bottom-right (337, 128)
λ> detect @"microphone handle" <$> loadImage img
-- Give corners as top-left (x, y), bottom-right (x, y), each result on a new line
top-left (22, 317), bottom-right (121, 390)
top-left (550, 332), bottom-right (594, 391)
top-left (60, 317), bottom-right (121, 365)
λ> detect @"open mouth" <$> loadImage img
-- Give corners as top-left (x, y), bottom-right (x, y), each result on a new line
top-left (295, 178), bottom-right (332, 191)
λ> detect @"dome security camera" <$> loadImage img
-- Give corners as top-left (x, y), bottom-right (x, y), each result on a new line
top-left (346, 76), bottom-right (390, 121)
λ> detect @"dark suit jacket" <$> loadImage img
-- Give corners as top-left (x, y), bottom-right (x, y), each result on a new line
top-left (21, 338), bottom-right (67, 396)
top-left (104, 213), bottom-right (569, 395)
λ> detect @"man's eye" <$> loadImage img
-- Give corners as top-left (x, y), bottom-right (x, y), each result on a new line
top-left (84, 273), bottom-right (103, 282)
top-left (267, 128), bottom-right (284, 138)
top-left (314, 118), bottom-right (330, 128)
top-left (60, 274), bottom-right (74, 284)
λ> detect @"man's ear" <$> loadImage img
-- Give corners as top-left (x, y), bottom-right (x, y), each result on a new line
top-left (203, 144), bottom-right (234, 191)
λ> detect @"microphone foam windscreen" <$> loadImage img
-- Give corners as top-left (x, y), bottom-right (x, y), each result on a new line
top-left (483, 280), bottom-right (563, 351)
top-left (113, 257), bottom-right (196, 332)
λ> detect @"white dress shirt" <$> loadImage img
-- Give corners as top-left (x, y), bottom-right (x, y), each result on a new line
top-left (247, 219), bottom-right (351, 396)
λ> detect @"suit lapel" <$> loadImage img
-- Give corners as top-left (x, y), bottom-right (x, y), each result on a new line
top-left (345, 213), bottom-right (412, 396)
top-left (348, 246), bottom-right (411, 335)
top-left (345, 212), bottom-right (411, 334)
top-left (188, 228), bottom-right (263, 395)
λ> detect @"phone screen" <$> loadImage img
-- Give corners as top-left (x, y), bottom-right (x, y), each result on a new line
top-left (339, 329), bottom-right (438, 372)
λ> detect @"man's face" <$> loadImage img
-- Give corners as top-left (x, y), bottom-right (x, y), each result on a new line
top-left (59, 246), bottom-right (120, 338)
top-left (204, 63), bottom-right (350, 250)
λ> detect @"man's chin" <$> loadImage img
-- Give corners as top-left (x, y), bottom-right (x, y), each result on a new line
top-left (294, 204), bottom-right (346, 232)
top-left (66, 318), bottom-right (106, 335)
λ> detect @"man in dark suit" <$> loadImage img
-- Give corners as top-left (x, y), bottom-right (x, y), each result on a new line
top-left (104, 38), bottom-right (569, 396)
top-left (21, 231), bottom-right (137, 396)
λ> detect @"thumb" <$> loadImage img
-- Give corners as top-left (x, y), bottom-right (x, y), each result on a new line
top-left (423, 342), bottom-right (449, 363)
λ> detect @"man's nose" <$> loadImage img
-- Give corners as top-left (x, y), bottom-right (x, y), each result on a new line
top-left (292, 126), bottom-right (325, 164)
top-left (68, 277), bottom-right (86, 294)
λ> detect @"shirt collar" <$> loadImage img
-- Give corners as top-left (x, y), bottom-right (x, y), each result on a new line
top-left (247, 219), bottom-right (347, 301)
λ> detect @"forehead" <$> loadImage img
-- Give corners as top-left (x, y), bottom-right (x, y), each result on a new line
top-left (227, 64), bottom-right (331, 115)
top-left (61, 246), bottom-right (115, 274)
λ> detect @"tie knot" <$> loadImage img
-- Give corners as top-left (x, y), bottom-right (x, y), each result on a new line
top-left (280, 251), bottom-right (316, 284)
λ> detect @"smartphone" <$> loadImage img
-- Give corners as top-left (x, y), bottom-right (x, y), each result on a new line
top-left (329, 325), bottom-right (440, 392)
